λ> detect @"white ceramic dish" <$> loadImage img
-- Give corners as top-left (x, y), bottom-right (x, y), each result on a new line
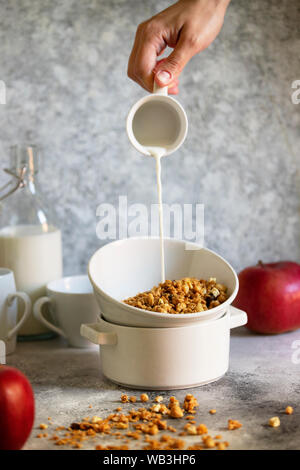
top-left (81, 306), bottom-right (247, 390)
top-left (88, 237), bottom-right (239, 328)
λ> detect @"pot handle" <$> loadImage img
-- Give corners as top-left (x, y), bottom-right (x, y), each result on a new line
top-left (80, 323), bottom-right (117, 346)
top-left (229, 305), bottom-right (248, 329)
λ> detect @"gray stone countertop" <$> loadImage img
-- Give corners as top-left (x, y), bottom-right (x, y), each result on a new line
top-left (7, 328), bottom-right (300, 450)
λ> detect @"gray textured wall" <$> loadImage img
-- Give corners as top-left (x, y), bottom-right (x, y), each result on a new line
top-left (0, 0), bottom-right (299, 275)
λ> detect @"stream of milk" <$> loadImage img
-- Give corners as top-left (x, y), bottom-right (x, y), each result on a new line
top-left (147, 147), bottom-right (166, 283)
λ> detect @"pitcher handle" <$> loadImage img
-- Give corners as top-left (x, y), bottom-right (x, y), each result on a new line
top-left (153, 81), bottom-right (168, 96)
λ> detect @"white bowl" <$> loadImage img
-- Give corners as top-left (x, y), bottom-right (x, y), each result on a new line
top-left (88, 238), bottom-right (239, 328)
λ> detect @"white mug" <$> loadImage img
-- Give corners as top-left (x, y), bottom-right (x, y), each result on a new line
top-left (33, 275), bottom-right (99, 348)
top-left (126, 83), bottom-right (188, 157)
top-left (0, 268), bottom-right (31, 354)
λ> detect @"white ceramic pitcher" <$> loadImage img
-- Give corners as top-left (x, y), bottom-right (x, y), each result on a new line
top-left (126, 83), bottom-right (188, 157)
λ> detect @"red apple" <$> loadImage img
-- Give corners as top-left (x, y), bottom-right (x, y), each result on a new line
top-left (234, 261), bottom-right (300, 334)
top-left (0, 366), bottom-right (35, 450)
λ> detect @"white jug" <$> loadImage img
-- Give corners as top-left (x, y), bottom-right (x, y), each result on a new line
top-left (126, 83), bottom-right (188, 157)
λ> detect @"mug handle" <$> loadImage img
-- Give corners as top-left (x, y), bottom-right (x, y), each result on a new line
top-left (229, 305), bottom-right (248, 329)
top-left (33, 297), bottom-right (67, 338)
top-left (80, 323), bottom-right (117, 345)
top-left (153, 81), bottom-right (168, 96)
top-left (0, 340), bottom-right (5, 364)
top-left (6, 292), bottom-right (32, 340)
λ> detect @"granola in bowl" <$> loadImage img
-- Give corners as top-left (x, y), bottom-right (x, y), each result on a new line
top-left (123, 277), bottom-right (228, 314)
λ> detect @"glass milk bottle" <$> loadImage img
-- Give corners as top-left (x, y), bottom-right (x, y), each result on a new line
top-left (0, 145), bottom-right (63, 339)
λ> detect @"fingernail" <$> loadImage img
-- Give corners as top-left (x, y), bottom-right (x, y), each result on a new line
top-left (156, 70), bottom-right (172, 84)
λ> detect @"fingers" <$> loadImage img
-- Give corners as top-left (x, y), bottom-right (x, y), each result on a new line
top-left (128, 22), bottom-right (199, 93)
top-left (154, 27), bottom-right (197, 88)
top-left (134, 39), bottom-right (160, 92)
top-left (155, 59), bottom-right (179, 94)
top-left (127, 21), bottom-right (165, 93)
top-left (168, 83), bottom-right (179, 95)
top-left (163, 78), bottom-right (179, 95)
top-left (128, 0), bottom-right (229, 93)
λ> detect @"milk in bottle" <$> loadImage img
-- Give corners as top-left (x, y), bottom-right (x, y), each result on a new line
top-left (0, 145), bottom-right (62, 338)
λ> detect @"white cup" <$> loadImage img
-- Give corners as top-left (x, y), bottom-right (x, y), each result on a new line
top-left (0, 268), bottom-right (31, 354)
top-left (126, 83), bottom-right (188, 157)
top-left (33, 275), bottom-right (99, 348)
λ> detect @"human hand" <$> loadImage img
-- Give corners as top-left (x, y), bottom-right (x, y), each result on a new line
top-left (128, 0), bottom-right (230, 94)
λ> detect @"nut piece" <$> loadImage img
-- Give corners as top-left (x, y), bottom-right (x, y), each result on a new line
top-left (197, 423), bottom-right (208, 435)
top-left (140, 393), bottom-right (149, 402)
top-left (151, 404), bottom-right (161, 413)
top-left (285, 406), bottom-right (293, 415)
top-left (39, 423), bottom-right (48, 430)
top-left (154, 396), bottom-right (164, 403)
top-left (269, 417), bottom-right (280, 428)
top-left (228, 419), bottom-right (242, 430)
top-left (217, 442), bottom-right (227, 450)
top-left (209, 409), bottom-right (217, 414)
top-left (183, 394), bottom-right (199, 413)
top-left (129, 396), bottom-right (137, 403)
top-left (184, 423), bottom-right (197, 435)
top-left (121, 394), bottom-right (129, 403)
top-left (170, 405), bottom-right (184, 419)
top-left (202, 435), bottom-right (215, 448)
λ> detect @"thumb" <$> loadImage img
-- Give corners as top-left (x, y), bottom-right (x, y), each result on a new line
top-left (154, 35), bottom-right (194, 87)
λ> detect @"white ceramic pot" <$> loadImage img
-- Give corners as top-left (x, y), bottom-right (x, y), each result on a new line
top-left (81, 306), bottom-right (247, 390)
top-left (88, 238), bottom-right (239, 328)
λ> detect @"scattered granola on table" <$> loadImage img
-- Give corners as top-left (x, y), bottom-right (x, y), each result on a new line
top-left (35, 393), bottom-right (292, 450)
top-left (123, 277), bottom-right (228, 314)
top-left (35, 393), bottom-right (234, 450)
